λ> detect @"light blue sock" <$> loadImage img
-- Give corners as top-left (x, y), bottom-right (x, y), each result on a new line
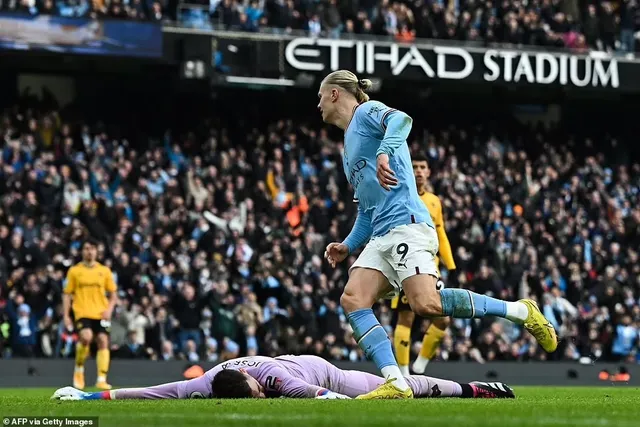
top-left (440, 289), bottom-right (507, 318)
top-left (347, 308), bottom-right (397, 369)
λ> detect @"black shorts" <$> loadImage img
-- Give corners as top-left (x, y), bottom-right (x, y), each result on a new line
top-left (75, 318), bottom-right (111, 335)
top-left (391, 280), bottom-right (446, 312)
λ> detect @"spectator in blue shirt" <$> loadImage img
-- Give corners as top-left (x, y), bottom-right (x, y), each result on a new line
top-left (612, 315), bottom-right (638, 362)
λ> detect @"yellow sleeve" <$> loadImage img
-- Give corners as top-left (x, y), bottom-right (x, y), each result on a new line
top-left (433, 197), bottom-right (456, 270)
top-left (64, 267), bottom-right (76, 294)
top-left (266, 170), bottom-right (279, 199)
top-left (105, 268), bottom-right (117, 292)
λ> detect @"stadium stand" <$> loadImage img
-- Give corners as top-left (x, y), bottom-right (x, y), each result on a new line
top-left (0, 0), bottom-right (171, 20)
top-left (0, 85), bottom-right (638, 366)
top-left (176, 0), bottom-right (640, 55)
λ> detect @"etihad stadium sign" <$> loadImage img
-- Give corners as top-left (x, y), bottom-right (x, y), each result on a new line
top-left (284, 37), bottom-right (623, 89)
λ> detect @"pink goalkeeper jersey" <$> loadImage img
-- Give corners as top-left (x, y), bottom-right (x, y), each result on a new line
top-left (109, 354), bottom-right (450, 400)
top-left (179, 355), bottom-right (334, 398)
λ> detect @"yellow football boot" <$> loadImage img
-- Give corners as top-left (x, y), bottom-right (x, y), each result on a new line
top-left (520, 299), bottom-right (558, 353)
top-left (355, 378), bottom-right (414, 400)
top-left (95, 381), bottom-right (112, 390)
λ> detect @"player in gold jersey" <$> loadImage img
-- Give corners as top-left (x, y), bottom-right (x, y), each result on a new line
top-left (63, 238), bottom-right (117, 390)
top-left (392, 153), bottom-right (456, 375)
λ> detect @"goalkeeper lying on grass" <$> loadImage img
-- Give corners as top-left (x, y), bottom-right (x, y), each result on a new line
top-left (52, 355), bottom-right (514, 400)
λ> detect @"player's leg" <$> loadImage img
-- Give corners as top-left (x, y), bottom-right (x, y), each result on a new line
top-left (397, 224), bottom-right (557, 353)
top-left (73, 320), bottom-right (93, 390)
top-left (413, 316), bottom-right (449, 374)
top-left (405, 376), bottom-right (515, 399)
top-left (413, 278), bottom-right (448, 374)
top-left (95, 329), bottom-right (112, 390)
top-left (392, 293), bottom-right (414, 377)
top-left (341, 266), bottom-right (412, 396)
top-left (403, 276), bottom-right (556, 352)
top-left (335, 370), bottom-right (514, 399)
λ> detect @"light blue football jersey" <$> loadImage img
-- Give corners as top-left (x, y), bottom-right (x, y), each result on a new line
top-left (342, 100), bottom-right (434, 238)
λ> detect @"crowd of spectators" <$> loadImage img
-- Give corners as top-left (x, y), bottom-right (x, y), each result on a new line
top-left (0, 0), bottom-right (168, 20)
top-left (0, 94), bottom-right (638, 366)
top-left (2, 0), bottom-right (637, 53)
top-left (175, 0), bottom-right (640, 55)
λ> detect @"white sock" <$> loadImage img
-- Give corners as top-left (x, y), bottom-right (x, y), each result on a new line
top-left (451, 382), bottom-right (462, 397)
top-left (412, 356), bottom-right (430, 374)
top-left (96, 375), bottom-right (106, 383)
top-left (399, 364), bottom-right (410, 377)
top-left (381, 366), bottom-right (410, 391)
top-left (505, 301), bottom-right (529, 323)
top-left (74, 366), bottom-right (84, 374)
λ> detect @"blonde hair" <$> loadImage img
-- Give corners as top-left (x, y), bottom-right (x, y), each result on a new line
top-left (321, 70), bottom-right (372, 104)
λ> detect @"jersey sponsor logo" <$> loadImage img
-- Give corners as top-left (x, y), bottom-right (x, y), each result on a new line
top-left (78, 282), bottom-right (102, 289)
top-left (347, 159), bottom-right (367, 191)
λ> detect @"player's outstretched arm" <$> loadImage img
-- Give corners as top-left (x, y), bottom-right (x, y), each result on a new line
top-left (52, 376), bottom-right (212, 400)
top-left (325, 204), bottom-right (372, 267)
top-left (341, 205), bottom-right (373, 255)
top-left (52, 383), bottom-right (184, 401)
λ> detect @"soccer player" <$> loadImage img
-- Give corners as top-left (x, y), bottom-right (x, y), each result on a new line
top-left (318, 70), bottom-right (557, 399)
top-left (392, 154), bottom-right (455, 375)
top-left (51, 355), bottom-right (515, 400)
top-left (63, 238), bottom-right (117, 390)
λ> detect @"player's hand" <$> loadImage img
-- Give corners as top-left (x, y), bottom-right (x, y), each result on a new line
top-left (376, 154), bottom-right (398, 191)
top-left (324, 242), bottom-right (349, 268)
top-left (51, 386), bottom-right (91, 401)
top-left (63, 315), bottom-right (73, 332)
top-left (315, 390), bottom-right (351, 399)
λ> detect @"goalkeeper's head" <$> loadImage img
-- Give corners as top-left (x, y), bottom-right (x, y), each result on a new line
top-left (211, 369), bottom-right (266, 399)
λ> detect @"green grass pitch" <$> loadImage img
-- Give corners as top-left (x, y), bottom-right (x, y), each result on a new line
top-left (2, 387), bottom-right (638, 427)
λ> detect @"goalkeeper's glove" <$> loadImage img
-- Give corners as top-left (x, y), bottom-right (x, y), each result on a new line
top-left (315, 389), bottom-right (351, 399)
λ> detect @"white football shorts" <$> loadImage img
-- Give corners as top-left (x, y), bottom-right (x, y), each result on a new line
top-left (349, 222), bottom-right (439, 298)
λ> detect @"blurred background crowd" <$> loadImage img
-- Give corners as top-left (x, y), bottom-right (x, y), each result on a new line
top-left (178, 0), bottom-right (640, 55)
top-left (0, 90), bottom-right (638, 366)
top-left (1, 0), bottom-right (639, 55)
top-left (0, 0), bottom-right (170, 20)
